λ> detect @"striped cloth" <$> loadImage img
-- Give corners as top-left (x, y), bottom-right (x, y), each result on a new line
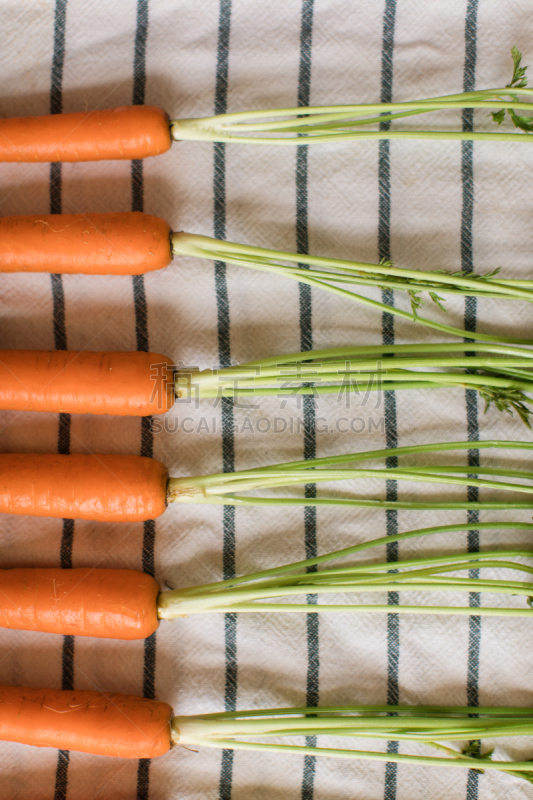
top-left (0, 1), bottom-right (533, 799)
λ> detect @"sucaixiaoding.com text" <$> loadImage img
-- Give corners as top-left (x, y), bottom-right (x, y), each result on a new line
top-left (149, 362), bottom-right (386, 411)
top-left (151, 415), bottom-right (385, 435)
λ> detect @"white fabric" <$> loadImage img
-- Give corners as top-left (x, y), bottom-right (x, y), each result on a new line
top-left (0, 1), bottom-right (532, 798)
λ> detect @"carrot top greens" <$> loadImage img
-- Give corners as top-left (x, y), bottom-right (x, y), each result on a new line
top-left (158, 521), bottom-right (533, 619)
top-left (172, 699), bottom-right (533, 784)
top-left (167, 440), bottom-right (533, 511)
top-left (172, 47), bottom-right (533, 145)
top-left (176, 342), bottom-right (533, 427)
top-left (172, 232), bottom-right (533, 345)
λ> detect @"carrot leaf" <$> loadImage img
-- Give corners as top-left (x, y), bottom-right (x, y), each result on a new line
top-left (509, 45), bottom-right (529, 89)
top-left (490, 47), bottom-right (533, 132)
top-left (478, 384), bottom-right (533, 428)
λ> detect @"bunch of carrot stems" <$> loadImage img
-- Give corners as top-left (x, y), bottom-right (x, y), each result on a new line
top-left (2, 48), bottom-right (533, 786)
top-left (159, 521), bottom-right (533, 618)
top-left (171, 705), bottom-right (533, 782)
top-left (168, 439), bottom-right (533, 510)
top-left (170, 54), bottom-right (533, 346)
top-left (172, 231), bottom-right (533, 344)
top-left (171, 46), bottom-right (533, 147)
top-left (177, 341), bottom-right (533, 426)
top-left (166, 520), bottom-right (533, 784)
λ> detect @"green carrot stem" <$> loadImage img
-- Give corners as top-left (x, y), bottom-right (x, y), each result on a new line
top-left (196, 380), bottom-right (446, 397)
top-left (276, 575), bottom-right (531, 592)
top-left (331, 551), bottom-right (533, 572)
top-left (172, 735), bottom-right (533, 779)
top-left (196, 260), bottom-right (527, 299)
top-left (199, 496), bottom-right (533, 511)
top-left (171, 603), bottom-right (533, 617)
top-left (196, 701), bottom-right (533, 718)
top-left (170, 467), bottom-right (533, 498)
top-left (244, 438), bottom-right (533, 472)
top-left (173, 523), bottom-right (533, 597)
top-left (180, 95), bottom-right (532, 132)
top-left (239, 342), bottom-right (533, 367)
top-left (166, 441), bottom-right (533, 509)
top-left (159, 512), bottom-right (533, 616)
top-left (167, 548), bottom-right (533, 604)
top-left (189, 352), bottom-right (533, 383)
top-left (160, 556), bottom-right (533, 616)
top-left (171, 89), bottom-right (533, 141)
top-left (492, 366), bottom-right (533, 380)
top-left (172, 233), bottom-right (533, 300)
top-left (282, 552), bottom-right (526, 582)
top-left (242, 96), bottom-right (533, 134)
top-left (171, 84), bottom-right (533, 126)
top-left (186, 370), bottom-right (533, 406)
top-left (171, 232), bottom-right (533, 344)
top-left (402, 465), bottom-right (533, 479)
top-left (185, 353), bottom-right (533, 395)
top-left (176, 718), bottom-right (529, 737)
top-left (172, 128), bottom-right (533, 145)
top-left (163, 586), bottom-right (533, 617)
top-left (174, 708), bottom-right (533, 736)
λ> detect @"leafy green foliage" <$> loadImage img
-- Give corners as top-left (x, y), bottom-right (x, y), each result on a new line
top-left (461, 743), bottom-right (533, 784)
top-left (508, 108), bottom-right (533, 133)
top-left (478, 382), bottom-right (533, 428)
top-left (510, 45), bottom-right (529, 89)
top-left (428, 291), bottom-right (446, 312)
top-left (501, 768), bottom-right (533, 785)
top-left (431, 267), bottom-right (501, 281)
top-left (408, 289), bottom-right (424, 318)
top-left (491, 47), bottom-right (533, 132)
top-left (461, 742), bottom-right (494, 774)
top-left (429, 267), bottom-right (501, 283)
top-left (469, 267), bottom-right (502, 280)
top-left (382, 265), bottom-right (502, 318)
top-left (463, 743), bottom-right (493, 759)
top-left (491, 108), bottom-right (506, 125)
top-left (407, 289), bottom-right (447, 318)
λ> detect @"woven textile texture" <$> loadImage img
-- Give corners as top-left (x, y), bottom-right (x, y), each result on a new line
top-left (0, 1), bottom-right (533, 798)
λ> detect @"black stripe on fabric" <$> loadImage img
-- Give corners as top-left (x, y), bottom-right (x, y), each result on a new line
top-left (49, 1), bottom-right (66, 116)
top-left (50, 3), bottom-right (71, 800)
top-left (54, 751), bottom-right (70, 800)
top-left (296, 4), bottom-right (317, 799)
top-left (378, 1), bottom-right (399, 794)
top-left (131, 4), bottom-right (154, 800)
top-left (213, 4), bottom-right (236, 800)
top-left (133, 0), bottom-right (148, 106)
top-left (461, 3), bottom-right (480, 798)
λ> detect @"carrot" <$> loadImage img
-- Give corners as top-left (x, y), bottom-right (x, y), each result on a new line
top-left (1, 440), bottom-right (532, 525)
top-left (0, 50), bottom-right (531, 162)
top-left (0, 106), bottom-right (171, 163)
top-left (0, 567), bottom-right (160, 639)
top-left (3, 339), bottom-right (533, 420)
top-left (0, 453), bottom-right (168, 522)
top-left (0, 350), bottom-right (175, 416)
top-left (0, 211), bottom-right (172, 275)
top-left (0, 684), bottom-right (172, 758)
top-left (2, 523), bottom-right (532, 640)
top-left (0, 211), bottom-right (530, 348)
top-left (0, 683), bottom-right (531, 778)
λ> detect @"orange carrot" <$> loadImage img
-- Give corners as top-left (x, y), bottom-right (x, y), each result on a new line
top-left (0, 106), bottom-right (171, 163)
top-left (0, 567), bottom-right (160, 639)
top-left (0, 211), bottom-right (172, 274)
top-left (0, 350), bottom-right (175, 416)
top-left (0, 453), bottom-right (168, 522)
top-left (0, 684), bottom-right (172, 758)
